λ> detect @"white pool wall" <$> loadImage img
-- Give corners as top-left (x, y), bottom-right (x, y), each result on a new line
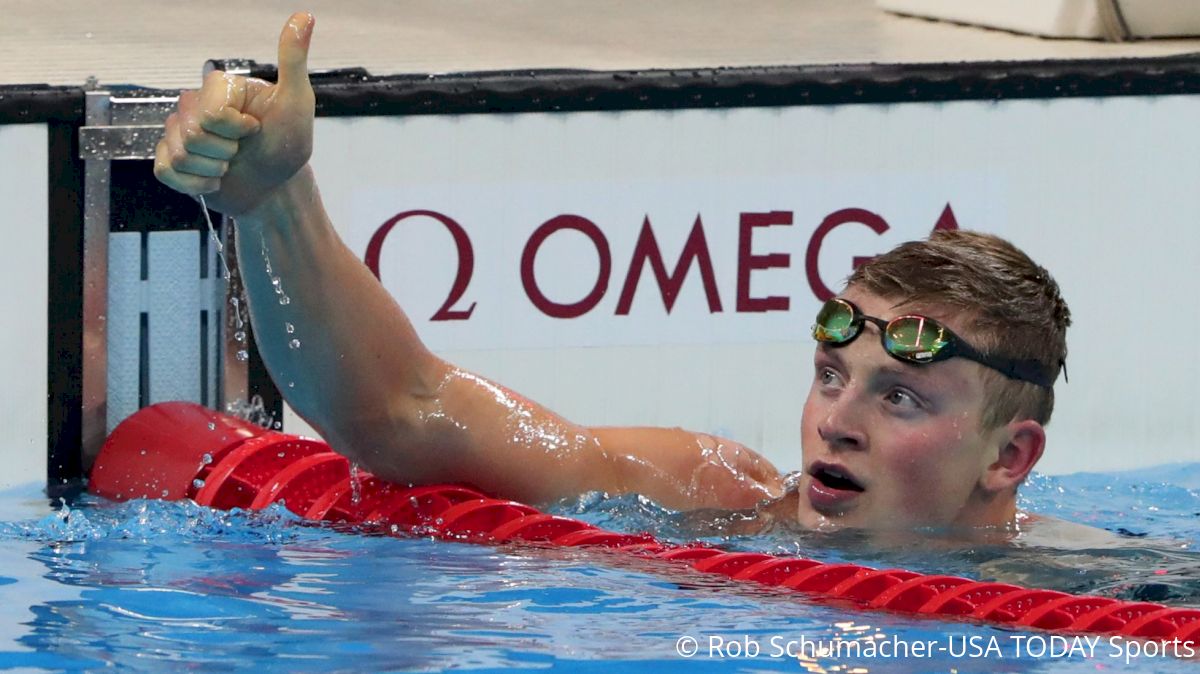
top-left (0, 124), bottom-right (48, 489)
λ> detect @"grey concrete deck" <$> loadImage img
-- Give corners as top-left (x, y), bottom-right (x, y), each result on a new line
top-left (3, 0), bottom-right (1200, 89)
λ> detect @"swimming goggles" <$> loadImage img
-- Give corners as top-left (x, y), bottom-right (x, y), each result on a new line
top-left (811, 298), bottom-right (1057, 388)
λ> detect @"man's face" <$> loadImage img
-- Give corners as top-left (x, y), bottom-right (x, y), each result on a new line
top-left (797, 288), bottom-right (1007, 530)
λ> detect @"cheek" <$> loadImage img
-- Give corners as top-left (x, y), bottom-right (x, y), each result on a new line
top-left (878, 430), bottom-right (935, 475)
top-left (877, 422), bottom-right (977, 496)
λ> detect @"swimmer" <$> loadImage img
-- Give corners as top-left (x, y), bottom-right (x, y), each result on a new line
top-left (154, 13), bottom-right (1069, 533)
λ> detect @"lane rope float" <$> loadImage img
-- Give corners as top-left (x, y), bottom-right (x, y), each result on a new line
top-left (89, 402), bottom-right (1200, 648)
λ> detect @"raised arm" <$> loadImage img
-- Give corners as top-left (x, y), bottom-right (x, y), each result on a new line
top-left (153, 13), bottom-right (783, 509)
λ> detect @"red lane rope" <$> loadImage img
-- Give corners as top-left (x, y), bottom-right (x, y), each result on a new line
top-left (89, 402), bottom-right (1200, 651)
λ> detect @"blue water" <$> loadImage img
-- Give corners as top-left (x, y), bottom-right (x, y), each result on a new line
top-left (0, 464), bottom-right (1198, 673)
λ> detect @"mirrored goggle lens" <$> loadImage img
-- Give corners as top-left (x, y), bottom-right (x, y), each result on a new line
top-left (883, 316), bottom-right (951, 362)
top-left (812, 299), bottom-right (858, 343)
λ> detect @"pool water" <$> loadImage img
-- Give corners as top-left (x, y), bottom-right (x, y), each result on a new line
top-left (1, 464), bottom-right (1198, 673)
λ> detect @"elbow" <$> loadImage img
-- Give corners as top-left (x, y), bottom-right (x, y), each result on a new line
top-left (318, 391), bottom-right (465, 487)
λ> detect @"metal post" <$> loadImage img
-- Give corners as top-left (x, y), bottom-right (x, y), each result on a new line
top-left (80, 90), bottom-right (111, 467)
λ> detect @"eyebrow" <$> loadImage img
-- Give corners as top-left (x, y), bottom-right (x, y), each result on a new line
top-left (816, 343), bottom-right (940, 386)
top-left (876, 363), bottom-right (932, 383)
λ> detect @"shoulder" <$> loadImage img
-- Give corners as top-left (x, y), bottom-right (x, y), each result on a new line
top-left (1015, 512), bottom-right (1145, 549)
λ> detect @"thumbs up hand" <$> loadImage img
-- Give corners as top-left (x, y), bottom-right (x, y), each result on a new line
top-left (155, 12), bottom-right (316, 216)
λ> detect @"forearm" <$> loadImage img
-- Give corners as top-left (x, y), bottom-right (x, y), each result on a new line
top-left (229, 166), bottom-right (609, 495)
top-left (234, 166), bottom-right (444, 466)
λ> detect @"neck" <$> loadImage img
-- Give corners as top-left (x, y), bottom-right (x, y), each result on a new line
top-left (954, 487), bottom-right (1019, 529)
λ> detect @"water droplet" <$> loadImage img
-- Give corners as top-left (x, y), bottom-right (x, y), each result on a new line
top-left (201, 453), bottom-right (213, 465)
top-left (192, 479), bottom-right (205, 489)
top-left (161, 489), bottom-right (169, 497)
top-left (289, 339), bottom-right (301, 349)
top-left (234, 330), bottom-right (246, 342)
top-left (207, 421), bottom-right (216, 431)
top-left (349, 463), bottom-right (362, 505)
top-left (277, 452), bottom-right (286, 458)
top-left (279, 296), bottom-right (290, 306)
top-left (139, 449), bottom-right (147, 456)
top-left (236, 350), bottom-right (249, 361)
top-left (273, 421), bottom-right (282, 430)
top-left (285, 322), bottom-right (295, 334)
top-left (287, 382), bottom-right (295, 388)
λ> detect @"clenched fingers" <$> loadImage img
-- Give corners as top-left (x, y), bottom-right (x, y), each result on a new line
top-left (176, 91), bottom-right (247, 160)
top-left (153, 113), bottom-right (221, 195)
top-left (153, 149), bottom-right (220, 196)
top-left (165, 112), bottom-right (229, 176)
top-left (197, 70), bottom-right (260, 140)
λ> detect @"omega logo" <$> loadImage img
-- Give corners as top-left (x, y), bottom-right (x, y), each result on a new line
top-left (364, 204), bottom-right (959, 321)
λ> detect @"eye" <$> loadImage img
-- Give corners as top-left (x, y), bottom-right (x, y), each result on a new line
top-left (816, 366), bottom-right (840, 387)
top-left (884, 388), bottom-right (921, 410)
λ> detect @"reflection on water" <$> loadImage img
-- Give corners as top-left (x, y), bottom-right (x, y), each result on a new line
top-left (0, 464), bottom-right (1195, 672)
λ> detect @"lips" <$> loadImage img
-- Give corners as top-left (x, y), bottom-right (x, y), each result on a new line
top-left (807, 461), bottom-right (865, 514)
top-left (812, 463), bottom-right (864, 492)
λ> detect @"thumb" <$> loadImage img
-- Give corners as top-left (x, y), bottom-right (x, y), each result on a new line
top-left (276, 12), bottom-right (314, 94)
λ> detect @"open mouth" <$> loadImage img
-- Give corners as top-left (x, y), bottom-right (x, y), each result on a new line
top-left (811, 465), bottom-right (865, 493)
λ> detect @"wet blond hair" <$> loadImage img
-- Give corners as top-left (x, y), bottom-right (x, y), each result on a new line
top-left (846, 230), bottom-right (1070, 428)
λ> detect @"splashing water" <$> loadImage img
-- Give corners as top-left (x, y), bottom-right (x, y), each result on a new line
top-left (225, 395), bottom-right (279, 431)
top-left (0, 494), bottom-right (303, 545)
top-left (200, 196), bottom-right (252, 364)
top-left (349, 463), bottom-right (362, 506)
top-left (259, 232), bottom-right (291, 306)
top-left (229, 293), bottom-right (249, 361)
top-left (198, 195), bottom-right (231, 281)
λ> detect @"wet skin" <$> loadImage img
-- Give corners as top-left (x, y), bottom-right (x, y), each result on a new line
top-left (792, 287), bottom-right (1041, 530)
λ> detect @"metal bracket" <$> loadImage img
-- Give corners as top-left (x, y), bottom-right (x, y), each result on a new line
top-left (78, 89), bottom-right (248, 466)
top-left (79, 125), bottom-right (167, 161)
top-left (78, 95), bottom-right (175, 160)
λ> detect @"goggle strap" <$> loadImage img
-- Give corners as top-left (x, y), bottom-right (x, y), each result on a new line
top-left (815, 298), bottom-right (1060, 389)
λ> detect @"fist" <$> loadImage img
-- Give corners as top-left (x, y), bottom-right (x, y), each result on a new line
top-left (154, 12), bottom-right (316, 216)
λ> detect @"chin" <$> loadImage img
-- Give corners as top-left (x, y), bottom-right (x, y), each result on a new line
top-left (799, 502), bottom-right (941, 532)
top-left (797, 503), bottom-right (862, 530)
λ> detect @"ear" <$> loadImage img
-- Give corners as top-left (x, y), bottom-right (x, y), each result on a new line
top-left (982, 419), bottom-right (1045, 493)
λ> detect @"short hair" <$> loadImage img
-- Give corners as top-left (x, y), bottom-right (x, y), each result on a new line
top-left (845, 230), bottom-right (1070, 428)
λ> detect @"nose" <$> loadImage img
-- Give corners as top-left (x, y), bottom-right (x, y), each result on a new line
top-left (816, 391), bottom-right (868, 450)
